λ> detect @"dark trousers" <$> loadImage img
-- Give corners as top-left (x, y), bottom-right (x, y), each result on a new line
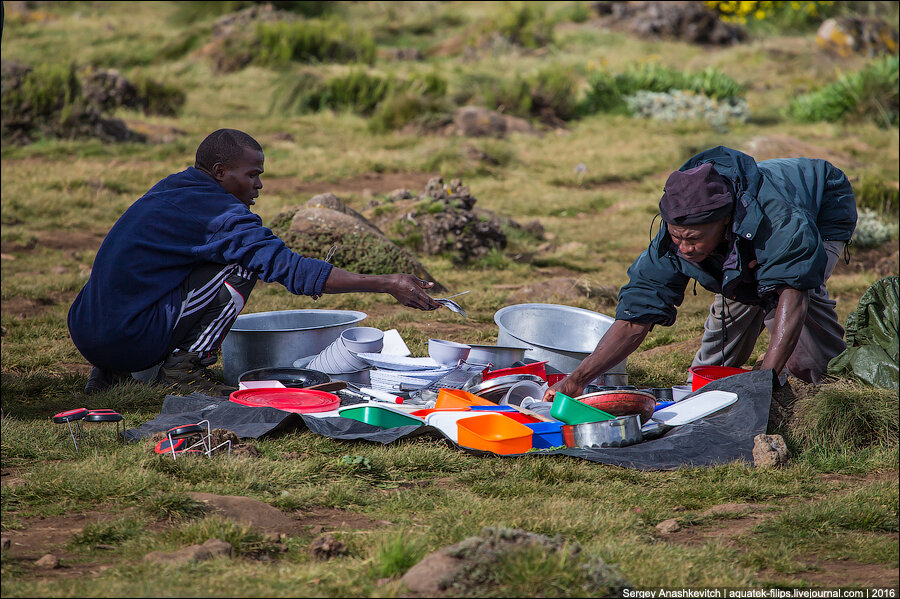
top-left (165, 263), bottom-right (257, 358)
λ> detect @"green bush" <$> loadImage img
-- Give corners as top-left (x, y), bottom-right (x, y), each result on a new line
top-left (855, 175), bottom-right (899, 218)
top-left (580, 63), bottom-right (744, 115)
top-left (132, 74), bottom-right (186, 117)
top-left (491, 1), bottom-right (555, 48)
top-left (789, 380), bottom-right (899, 451)
top-left (457, 66), bottom-right (580, 123)
top-left (272, 69), bottom-right (449, 128)
top-left (3, 63), bottom-right (82, 121)
top-left (253, 19), bottom-right (375, 67)
top-left (788, 55), bottom-right (899, 127)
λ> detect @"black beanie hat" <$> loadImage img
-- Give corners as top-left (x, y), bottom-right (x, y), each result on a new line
top-left (659, 163), bottom-right (734, 226)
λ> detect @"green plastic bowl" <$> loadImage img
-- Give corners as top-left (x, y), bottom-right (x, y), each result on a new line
top-left (339, 405), bottom-right (423, 429)
top-left (550, 392), bottom-right (615, 425)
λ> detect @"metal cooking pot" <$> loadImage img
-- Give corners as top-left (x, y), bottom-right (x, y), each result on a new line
top-left (222, 309), bottom-right (366, 386)
top-left (238, 367), bottom-right (331, 388)
top-left (562, 415), bottom-right (643, 449)
top-left (494, 304), bottom-right (627, 382)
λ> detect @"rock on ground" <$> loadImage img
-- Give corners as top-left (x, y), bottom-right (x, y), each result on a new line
top-left (401, 527), bottom-right (629, 596)
top-left (655, 518), bottom-right (681, 534)
top-left (817, 16), bottom-right (899, 57)
top-left (144, 538), bottom-right (232, 565)
top-left (188, 492), bottom-right (304, 534)
top-left (35, 553), bottom-right (59, 569)
top-left (753, 434), bottom-right (790, 468)
top-left (309, 534), bottom-right (348, 560)
top-left (594, 1), bottom-right (746, 46)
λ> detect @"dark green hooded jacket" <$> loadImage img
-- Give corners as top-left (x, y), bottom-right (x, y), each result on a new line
top-left (616, 146), bottom-right (857, 326)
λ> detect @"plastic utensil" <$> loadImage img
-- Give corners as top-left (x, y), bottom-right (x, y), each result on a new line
top-left (550, 393), bottom-right (616, 424)
top-left (358, 387), bottom-right (405, 404)
top-left (456, 413), bottom-right (533, 455)
top-left (229, 388), bottom-right (340, 413)
top-left (651, 390), bottom-right (738, 426)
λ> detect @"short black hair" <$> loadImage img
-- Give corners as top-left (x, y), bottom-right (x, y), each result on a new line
top-left (195, 129), bottom-right (262, 172)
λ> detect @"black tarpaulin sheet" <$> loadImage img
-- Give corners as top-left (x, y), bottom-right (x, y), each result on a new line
top-left (125, 370), bottom-right (772, 470)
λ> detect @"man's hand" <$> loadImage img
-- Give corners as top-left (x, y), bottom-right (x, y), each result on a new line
top-left (542, 376), bottom-right (584, 402)
top-left (384, 274), bottom-right (441, 311)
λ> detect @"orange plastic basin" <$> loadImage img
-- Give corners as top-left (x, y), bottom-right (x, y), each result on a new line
top-left (689, 366), bottom-right (751, 391)
top-left (435, 388), bottom-right (497, 409)
top-left (456, 413), bottom-right (534, 455)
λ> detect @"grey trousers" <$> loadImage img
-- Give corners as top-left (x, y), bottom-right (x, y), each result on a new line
top-left (691, 240), bottom-right (846, 384)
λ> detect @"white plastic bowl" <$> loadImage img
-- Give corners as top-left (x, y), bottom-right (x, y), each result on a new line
top-left (340, 327), bottom-right (384, 353)
top-left (428, 338), bottom-right (471, 365)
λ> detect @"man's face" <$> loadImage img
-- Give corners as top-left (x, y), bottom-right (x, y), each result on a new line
top-left (667, 217), bottom-right (730, 263)
top-left (217, 148), bottom-right (264, 207)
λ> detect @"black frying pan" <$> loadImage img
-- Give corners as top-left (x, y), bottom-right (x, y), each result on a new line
top-left (238, 367), bottom-right (331, 388)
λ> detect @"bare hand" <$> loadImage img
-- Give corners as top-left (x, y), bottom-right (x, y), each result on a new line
top-left (387, 274), bottom-right (441, 311)
top-left (541, 376), bottom-right (584, 402)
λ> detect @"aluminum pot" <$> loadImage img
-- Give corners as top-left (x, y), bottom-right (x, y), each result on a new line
top-left (222, 310), bottom-right (366, 386)
top-left (494, 303), bottom-right (627, 381)
top-left (466, 344), bottom-right (532, 369)
top-left (562, 415), bottom-right (643, 449)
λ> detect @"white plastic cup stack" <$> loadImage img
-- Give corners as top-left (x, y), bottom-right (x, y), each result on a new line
top-left (309, 327), bottom-right (383, 374)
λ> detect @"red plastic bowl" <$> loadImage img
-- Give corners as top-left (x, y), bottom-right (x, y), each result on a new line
top-left (483, 361), bottom-right (548, 382)
top-left (689, 365), bottom-right (751, 391)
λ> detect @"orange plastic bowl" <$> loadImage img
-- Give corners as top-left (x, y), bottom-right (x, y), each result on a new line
top-left (435, 388), bottom-right (497, 409)
top-left (689, 365), bottom-right (751, 391)
top-left (456, 413), bottom-right (533, 455)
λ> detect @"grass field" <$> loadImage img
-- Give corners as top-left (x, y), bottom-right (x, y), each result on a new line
top-left (1, 1), bottom-right (898, 596)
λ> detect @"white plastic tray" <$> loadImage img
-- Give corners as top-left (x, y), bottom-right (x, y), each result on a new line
top-left (424, 411), bottom-right (482, 442)
top-left (651, 390), bottom-right (738, 426)
top-left (357, 353), bottom-right (445, 371)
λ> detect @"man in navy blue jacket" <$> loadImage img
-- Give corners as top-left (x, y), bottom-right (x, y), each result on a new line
top-left (68, 129), bottom-right (440, 394)
top-left (544, 146), bottom-right (856, 400)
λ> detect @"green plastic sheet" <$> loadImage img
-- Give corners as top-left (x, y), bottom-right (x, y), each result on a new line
top-left (828, 275), bottom-right (899, 390)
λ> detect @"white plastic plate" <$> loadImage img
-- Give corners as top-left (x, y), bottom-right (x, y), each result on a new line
top-left (651, 390), bottom-right (738, 426)
top-left (357, 353), bottom-right (445, 371)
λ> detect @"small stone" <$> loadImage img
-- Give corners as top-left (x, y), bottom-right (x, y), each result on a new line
top-left (94, 544), bottom-right (116, 550)
top-left (655, 519), bottom-right (681, 534)
top-left (672, 506), bottom-right (685, 512)
top-left (752, 433), bottom-right (790, 468)
top-left (35, 553), bottom-right (59, 569)
top-left (264, 532), bottom-right (281, 544)
top-left (309, 534), bottom-right (347, 560)
top-left (1, 537), bottom-right (10, 550)
top-left (309, 525), bottom-right (325, 535)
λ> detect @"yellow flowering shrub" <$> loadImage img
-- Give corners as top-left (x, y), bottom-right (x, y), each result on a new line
top-left (704, 1), bottom-right (836, 28)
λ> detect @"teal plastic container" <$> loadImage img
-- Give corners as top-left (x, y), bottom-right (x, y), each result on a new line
top-left (550, 393), bottom-right (615, 425)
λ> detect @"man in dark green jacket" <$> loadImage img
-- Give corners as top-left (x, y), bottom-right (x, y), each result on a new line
top-left (546, 146), bottom-right (857, 399)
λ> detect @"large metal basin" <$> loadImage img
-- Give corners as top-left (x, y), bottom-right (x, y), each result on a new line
top-left (221, 309), bottom-right (366, 385)
top-left (494, 303), bottom-right (626, 380)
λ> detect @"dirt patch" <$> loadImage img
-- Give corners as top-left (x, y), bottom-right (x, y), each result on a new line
top-left (833, 241), bottom-right (899, 278)
top-left (292, 507), bottom-right (392, 533)
top-left (3, 510), bottom-right (125, 562)
top-left (758, 557), bottom-right (899, 589)
top-left (1, 291), bottom-right (77, 319)
top-left (639, 337), bottom-right (702, 358)
top-left (263, 172), bottom-right (436, 200)
top-left (1, 230), bottom-right (105, 254)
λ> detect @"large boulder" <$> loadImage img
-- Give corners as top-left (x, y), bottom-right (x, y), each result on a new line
top-left (269, 194), bottom-right (443, 290)
top-left (400, 527), bottom-right (629, 596)
top-left (367, 177), bottom-right (511, 264)
top-left (452, 106), bottom-right (536, 138)
top-left (594, 1), bottom-right (746, 46)
top-left (817, 17), bottom-right (899, 57)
